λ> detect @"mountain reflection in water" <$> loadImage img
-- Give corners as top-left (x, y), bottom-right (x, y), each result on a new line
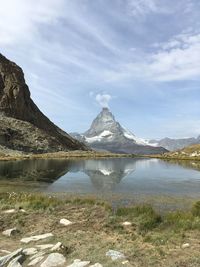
top-left (1, 158), bottom-right (200, 196)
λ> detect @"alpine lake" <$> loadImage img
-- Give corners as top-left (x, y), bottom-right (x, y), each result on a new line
top-left (1, 157), bottom-right (200, 211)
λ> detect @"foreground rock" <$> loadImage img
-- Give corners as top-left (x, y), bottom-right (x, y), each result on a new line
top-left (0, 248), bottom-right (22, 267)
top-left (20, 233), bottom-right (54, 244)
top-left (40, 253), bottom-right (66, 267)
top-left (7, 255), bottom-right (24, 267)
top-left (0, 53), bottom-right (88, 154)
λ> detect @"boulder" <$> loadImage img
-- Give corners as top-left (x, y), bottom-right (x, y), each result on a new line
top-left (40, 253), bottom-right (66, 267)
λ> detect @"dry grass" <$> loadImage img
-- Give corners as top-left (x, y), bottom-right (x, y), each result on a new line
top-left (1, 193), bottom-right (200, 266)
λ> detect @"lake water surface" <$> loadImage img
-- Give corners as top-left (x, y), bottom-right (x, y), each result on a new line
top-left (1, 158), bottom-right (200, 201)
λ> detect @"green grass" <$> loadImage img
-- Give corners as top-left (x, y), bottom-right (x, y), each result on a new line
top-left (1, 192), bottom-right (200, 233)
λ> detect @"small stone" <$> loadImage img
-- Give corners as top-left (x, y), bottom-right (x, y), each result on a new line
top-left (90, 264), bottom-right (103, 267)
top-left (23, 248), bottom-right (38, 256)
top-left (36, 244), bottom-right (54, 250)
top-left (60, 219), bottom-right (73, 226)
top-left (28, 256), bottom-right (44, 266)
top-left (67, 259), bottom-right (90, 267)
top-left (106, 250), bottom-right (126, 261)
top-left (21, 233), bottom-right (54, 244)
top-left (122, 222), bottom-right (132, 226)
top-left (3, 209), bottom-right (15, 214)
top-left (40, 253), bottom-right (66, 267)
top-left (182, 243), bottom-right (190, 249)
top-left (2, 228), bottom-right (19, 237)
top-left (0, 248), bottom-right (22, 266)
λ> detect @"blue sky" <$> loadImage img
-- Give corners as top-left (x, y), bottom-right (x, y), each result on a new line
top-left (1, 0), bottom-right (200, 139)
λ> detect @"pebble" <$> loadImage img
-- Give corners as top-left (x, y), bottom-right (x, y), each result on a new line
top-left (60, 219), bottom-right (73, 226)
top-left (122, 222), bottom-right (132, 226)
top-left (182, 243), bottom-right (190, 249)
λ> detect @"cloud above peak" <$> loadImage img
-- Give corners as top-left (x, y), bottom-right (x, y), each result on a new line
top-left (95, 93), bottom-right (112, 108)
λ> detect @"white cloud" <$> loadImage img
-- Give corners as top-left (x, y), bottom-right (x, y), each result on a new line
top-left (0, 0), bottom-right (65, 45)
top-left (95, 93), bottom-right (112, 108)
top-left (148, 32), bottom-right (200, 81)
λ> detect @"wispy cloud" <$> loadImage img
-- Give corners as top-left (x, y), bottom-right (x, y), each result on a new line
top-left (1, 0), bottom-right (200, 137)
top-left (95, 93), bottom-right (112, 108)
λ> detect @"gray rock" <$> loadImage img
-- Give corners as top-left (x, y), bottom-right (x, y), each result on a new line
top-left (67, 259), bottom-right (90, 267)
top-left (21, 233), bottom-right (54, 244)
top-left (36, 244), bottom-right (54, 250)
top-left (23, 248), bottom-right (38, 256)
top-left (106, 250), bottom-right (126, 261)
top-left (90, 264), bottom-right (103, 267)
top-left (30, 252), bottom-right (46, 260)
top-left (28, 256), bottom-right (44, 266)
top-left (0, 248), bottom-right (22, 267)
top-left (7, 255), bottom-right (23, 267)
top-left (2, 228), bottom-right (19, 237)
top-left (40, 253), bottom-right (66, 267)
top-left (50, 242), bottom-right (64, 252)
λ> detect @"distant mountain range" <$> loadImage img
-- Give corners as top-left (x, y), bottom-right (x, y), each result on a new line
top-left (149, 136), bottom-right (200, 151)
top-left (71, 107), bottom-right (167, 155)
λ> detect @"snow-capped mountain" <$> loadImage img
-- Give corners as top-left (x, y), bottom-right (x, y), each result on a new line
top-left (149, 136), bottom-right (200, 151)
top-left (71, 108), bottom-right (167, 155)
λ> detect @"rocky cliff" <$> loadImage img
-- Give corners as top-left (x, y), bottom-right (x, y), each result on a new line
top-left (0, 53), bottom-right (87, 153)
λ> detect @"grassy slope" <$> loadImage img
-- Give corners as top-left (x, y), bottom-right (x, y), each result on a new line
top-left (1, 193), bottom-right (200, 267)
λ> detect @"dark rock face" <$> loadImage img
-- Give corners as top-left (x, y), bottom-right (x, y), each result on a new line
top-left (0, 54), bottom-right (87, 153)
